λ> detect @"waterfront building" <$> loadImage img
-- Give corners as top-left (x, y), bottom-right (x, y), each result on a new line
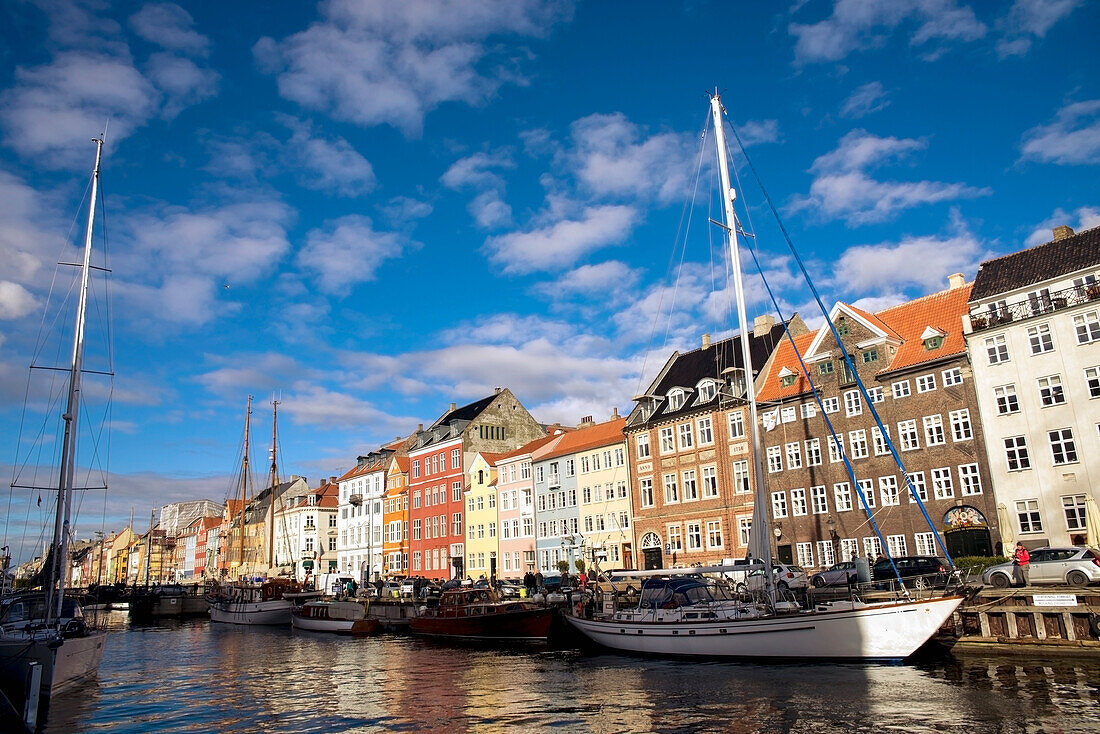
top-left (338, 450), bottom-right (391, 583)
top-left (159, 499), bottom-right (225, 537)
top-left (626, 321), bottom-right (796, 569)
top-left (464, 452), bottom-right (506, 579)
top-left (173, 516), bottom-right (221, 580)
top-left (573, 414), bottom-right (632, 573)
top-left (383, 453), bottom-right (410, 578)
top-left (274, 477), bottom-right (339, 582)
top-left (756, 276), bottom-right (1000, 569)
top-left (215, 475), bottom-right (309, 579)
top-left (407, 389), bottom-right (545, 580)
top-left (495, 432), bottom-right (567, 579)
top-left (964, 224), bottom-right (1100, 549)
top-left (532, 433), bottom-right (583, 575)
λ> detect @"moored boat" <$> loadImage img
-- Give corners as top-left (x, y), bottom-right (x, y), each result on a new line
top-left (208, 578), bottom-right (299, 626)
top-left (410, 588), bottom-right (554, 640)
top-left (291, 600), bottom-right (380, 635)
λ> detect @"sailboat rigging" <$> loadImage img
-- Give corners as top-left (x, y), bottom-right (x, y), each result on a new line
top-left (564, 93), bottom-right (965, 660)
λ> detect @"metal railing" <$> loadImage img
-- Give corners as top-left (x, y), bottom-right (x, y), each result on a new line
top-left (969, 283), bottom-right (1100, 332)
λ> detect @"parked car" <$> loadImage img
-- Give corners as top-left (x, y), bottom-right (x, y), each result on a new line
top-left (497, 580), bottom-right (523, 598)
top-left (873, 556), bottom-right (951, 589)
top-left (810, 561), bottom-right (859, 588)
top-left (982, 546), bottom-right (1100, 588)
top-left (744, 563), bottom-right (808, 593)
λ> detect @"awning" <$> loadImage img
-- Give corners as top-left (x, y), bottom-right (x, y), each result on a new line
top-left (1085, 495), bottom-right (1100, 549)
top-left (302, 560), bottom-right (314, 569)
top-left (996, 503), bottom-right (1014, 555)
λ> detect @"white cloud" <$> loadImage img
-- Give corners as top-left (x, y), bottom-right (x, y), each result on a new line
top-left (296, 215), bottom-right (416, 293)
top-left (482, 204), bottom-right (635, 274)
top-left (531, 260), bottom-right (642, 301)
top-left (254, 0), bottom-right (572, 137)
top-left (733, 119), bottom-right (781, 147)
top-left (145, 52), bottom-right (219, 117)
top-left (840, 82), bottom-right (890, 119)
top-left (792, 130), bottom-right (990, 225)
top-left (381, 196), bottom-right (433, 223)
top-left (996, 0), bottom-right (1082, 57)
top-left (789, 0), bottom-right (985, 65)
top-left (0, 282), bottom-right (39, 320)
top-left (280, 117), bottom-right (377, 196)
top-left (469, 190), bottom-right (512, 229)
top-left (1019, 100), bottom-right (1100, 165)
top-left (129, 3), bottom-right (210, 55)
top-left (441, 150), bottom-right (514, 228)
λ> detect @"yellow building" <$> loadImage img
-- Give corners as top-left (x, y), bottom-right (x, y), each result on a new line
top-left (464, 452), bottom-right (505, 579)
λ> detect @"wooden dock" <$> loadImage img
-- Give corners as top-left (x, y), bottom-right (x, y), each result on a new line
top-left (944, 588), bottom-right (1100, 653)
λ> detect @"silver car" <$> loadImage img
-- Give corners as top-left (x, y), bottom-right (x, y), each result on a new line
top-left (982, 546), bottom-right (1100, 588)
top-left (810, 561), bottom-right (859, 588)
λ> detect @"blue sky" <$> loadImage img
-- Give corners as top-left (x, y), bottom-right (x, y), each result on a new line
top-left (2, 0), bottom-right (1097, 563)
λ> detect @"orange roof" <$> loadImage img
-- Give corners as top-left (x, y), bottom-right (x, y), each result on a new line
top-left (496, 432), bottom-right (567, 462)
top-left (756, 283), bottom-right (972, 401)
top-left (475, 451), bottom-right (510, 467)
top-left (542, 417), bottom-right (626, 459)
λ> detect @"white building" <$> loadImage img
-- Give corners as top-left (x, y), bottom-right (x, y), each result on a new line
top-left (965, 224), bottom-right (1100, 549)
top-left (273, 477), bottom-right (339, 582)
top-left (337, 449), bottom-right (391, 583)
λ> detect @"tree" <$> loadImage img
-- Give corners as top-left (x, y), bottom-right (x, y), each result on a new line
top-left (556, 560), bottom-right (570, 576)
top-left (574, 558), bottom-right (586, 574)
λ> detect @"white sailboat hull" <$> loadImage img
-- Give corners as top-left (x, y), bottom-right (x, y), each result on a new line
top-left (565, 596), bottom-right (962, 660)
top-left (209, 600), bottom-right (293, 626)
top-left (0, 630), bottom-right (106, 698)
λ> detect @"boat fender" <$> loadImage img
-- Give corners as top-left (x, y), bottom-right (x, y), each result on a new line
top-left (575, 600), bottom-right (585, 617)
top-left (1089, 613), bottom-right (1100, 639)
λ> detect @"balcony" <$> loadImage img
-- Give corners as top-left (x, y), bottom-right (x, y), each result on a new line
top-left (969, 283), bottom-right (1100, 332)
top-left (547, 473), bottom-right (561, 488)
top-left (348, 494), bottom-right (363, 505)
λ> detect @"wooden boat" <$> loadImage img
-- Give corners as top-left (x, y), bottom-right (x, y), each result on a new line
top-left (129, 584), bottom-right (209, 619)
top-left (291, 600), bottom-right (381, 635)
top-left (207, 578), bottom-right (299, 625)
top-left (409, 588), bottom-right (553, 640)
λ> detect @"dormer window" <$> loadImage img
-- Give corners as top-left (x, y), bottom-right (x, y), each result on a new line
top-left (921, 326), bottom-right (945, 351)
top-left (778, 366), bottom-right (796, 388)
top-left (668, 389), bottom-right (686, 411)
top-left (697, 380), bottom-right (717, 403)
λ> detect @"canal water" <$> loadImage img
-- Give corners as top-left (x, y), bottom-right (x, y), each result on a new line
top-left (44, 612), bottom-right (1100, 733)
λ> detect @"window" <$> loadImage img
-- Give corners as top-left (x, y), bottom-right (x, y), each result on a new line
top-left (663, 473), bottom-right (679, 503)
top-left (1029, 288), bottom-right (1053, 315)
top-left (1027, 324), bottom-right (1054, 354)
top-left (892, 380), bottom-right (911, 399)
top-left (698, 381), bottom-right (717, 402)
top-left (686, 522), bottom-right (703, 551)
top-left (536, 466), bottom-right (544, 483)
top-left (848, 430), bottom-right (868, 459)
top-left (912, 532), bottom-right (934, 556)
top-left (728, 411), bottom-right (745, 439)
top-left (880, 476), bottom-right (899, 506)
top-left (781, 406), bottom-right (797, 423)
top-left (858, 479), bottom-right (875, 508)
top-left (1016, 499), bottom-right (1042, 533)
top-left (682, 470), bottom-right (698, 501)
top-left (834, 482), bottom-right (852, 512)
top-left (924, 335), bottom-right (944, 351)
top-left (898, 420), bottom-right (920, 451)
top-left (805, 438), bottom-right (822, 466)
top-left (796, 543), bottom-right (814, 568)
top-left (656, 427), bottom-right (674, 454)
top-left (840, 538), bottom-right (860, 562)
top-left (791, 488), bottom-right (807, 516)
top-left (828, 435), bottom-right (844, 463)
top-left (702, 466), bottom-right (718, 498)
top-left (946, 409), bottom-right (973, 442)
top-left (959, 464), bottom-right (982, 495)
top-left (872, 426), bottom-right (890, 456)
top-left (862, 348), bottom-right (878, 363)
top-left (907, 472), bottom-right (928, 503)
top-left (640, 478), bottom-right (654, 508)
top-left (863, 536), bottom-right (883, 559)
top-left (732, 459), bottom-right (750, 494)
top-left (811, 485), bottom-right (828, 515)
top-left (1049, 428), bottom-right (1078, 464)
top-left (1004, 436), bottom-right (1031, 471)
top-left (766, 446), bottom-right (783, 473)
top-left (1063, 495), bottom-right (1087, 531)
top-left (923, 415), bottom-right (945, 446)
top-left (785, 442), bottom-right (802, 469)
top-left (412, 460), bottom-right (420, 478)
top-left (994, 384), bottom-right (1019, 415)
top-left (772, 491), bottom-right (788, 518)
top-left (817, 540), bottom-right (836, 567)
top-left (678, 423), bottom-right (694, 450)
top-left (1037, 375), bottom-right (1066, 406)
top-left (800, 402), bottom-right (818, 419)
top-left (942, 368), bottom-right (962, 387)
top-left (819, 360), bottom-right (834, 375)
top-left (932, 467), bottom-right (954, 499)
top-left (565, 459), bottom-right (575, 477)
top-left (668, 390), bottom-right (685, 411)
top-left (867, 386), bottom-right (884, 403)
top-left (916, 374), bottom-right (936, 393)
top-left (985, 335), bottom-right (1009, 364)
top-left (844, 390), bottom-right (862, 417)
top-left (667, 525), bottom-right (683, 551)
top-left (823, 397), bottom-right (839, 413)
top-left (886, 535), bottom-right (908, 557)
top-left (455, 448), bottom-right (465, 469)
top-left (1073, 311), bottom-right (1100, 344)
top-left (780, 374), bottom-right (797, 388)
top-left (707, 521), bottom-right (724, 549)
top-left (1087, 366), bottom-right (1100, 399)
top-left (697, 418), bottom-right (714, 445)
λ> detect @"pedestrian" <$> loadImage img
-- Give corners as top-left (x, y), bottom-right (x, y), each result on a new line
top-left (1013, 542), bottom-right (1030, 587)
top-left (534, 571), bottom-right (544, 592)
top-left (577, 570), bottom-right (588, 590)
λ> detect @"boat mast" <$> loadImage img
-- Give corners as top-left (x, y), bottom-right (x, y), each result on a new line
top-left (143, 508), bottom-right (154, 585)
top-left (237, 396), bottom-right (253, 580)
top-left (708, 94), bottom-right (775, 604)
top-left (48, 137), bottom-right (104, 623)
top-left (266, 399), bottom-right (280, 572)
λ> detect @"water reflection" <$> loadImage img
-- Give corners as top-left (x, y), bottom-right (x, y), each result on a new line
top-left (44, 618), bottom-right (1100, 734)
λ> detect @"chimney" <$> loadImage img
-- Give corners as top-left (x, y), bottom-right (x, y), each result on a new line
top-left (417, 423), bottom-right (424, 432)
top-left (494, 386), bottom-right (502, 394)
top-left (753, 314), bottom-right (776, 338)
top-left (329, 476), bottom-right (337, 484)
top-left (701, 333), bottom-right (711, 349)
top-left (610, 407), bottom-right (620, 419)
top-left (449, 402), bottom-right (456, 412)
top-left (1053, 225), bottom-right (1075, 241)
top-left (581, 415), bottom-right (594, 425)
top-left (947, 272), bottom-right (965, 289)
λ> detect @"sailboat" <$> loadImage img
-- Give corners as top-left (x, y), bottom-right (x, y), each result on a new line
top-left (564, 94), bottom-right (964, 660)
top-left (207, 398), bottom-right (299, 625)
top-left (0, 139), bottom-right (109, 721)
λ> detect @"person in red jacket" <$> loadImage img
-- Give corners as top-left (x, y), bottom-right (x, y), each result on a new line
top-left (1013, 542), bottom-right (1030, 587)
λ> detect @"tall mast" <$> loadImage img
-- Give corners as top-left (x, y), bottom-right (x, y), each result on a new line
top-left (709, 94), bottom-right (775, 604)
top-left (48, 137), bottom-right (104, 622)
top-left (267, 399), bottom-right (280, 571)
top-left (237, 396), bottom-right (253, 578)
top-left (143, 508), bottom-right (154, 585)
